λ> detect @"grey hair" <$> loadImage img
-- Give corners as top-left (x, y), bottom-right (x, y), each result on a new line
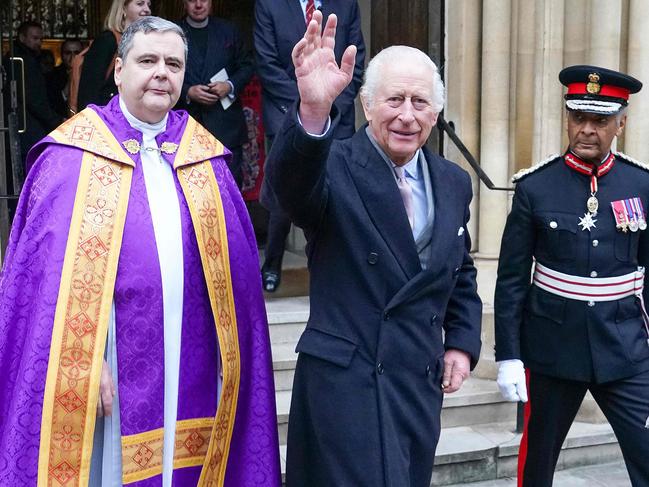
top-left (118, 16), bottom-right (188, 61)
top-left (359, 45), bottom-right (445, 113)
top-left (616, 106), bottom-right (628, 126)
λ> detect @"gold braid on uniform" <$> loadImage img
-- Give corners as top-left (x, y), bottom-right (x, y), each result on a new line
top-left (614, 152), bottom-right (649, 172)
top-left (511, 153), bottom-right (562, 183)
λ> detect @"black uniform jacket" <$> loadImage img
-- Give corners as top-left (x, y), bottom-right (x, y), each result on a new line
top-left (262, 106), bottom-right (482, 487)
top-left (495, 154), bottom-right (649, 383)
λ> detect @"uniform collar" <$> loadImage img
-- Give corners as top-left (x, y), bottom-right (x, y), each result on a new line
top-left (564, 151), bottom-right (615, 177)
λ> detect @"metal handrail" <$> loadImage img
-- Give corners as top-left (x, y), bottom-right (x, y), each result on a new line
top-left (437, 114), bottom-right (514, 192)
top-left (0, 57), bottom-right (27, 134)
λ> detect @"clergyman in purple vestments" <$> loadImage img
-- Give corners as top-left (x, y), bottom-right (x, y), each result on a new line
top-left (0, 17), bottom-right (280, 486)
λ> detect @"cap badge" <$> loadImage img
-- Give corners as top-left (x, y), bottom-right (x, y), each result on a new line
top-left (586, 73), bottom-right (601, 94)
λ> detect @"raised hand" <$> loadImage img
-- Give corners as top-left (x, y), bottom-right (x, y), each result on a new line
top-left (291, 10), bottom-right (357, 133)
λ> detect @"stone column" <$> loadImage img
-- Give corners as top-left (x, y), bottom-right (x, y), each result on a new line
top-left (561, 0), bottom-right (590, 149)
top-left (445, 0), bottom-right (482, 246)
top-left (512, 0), bottom-right (536, 172)
top-left (623, 0), bottom-right (649, 161)
top-left (563, 0), bottom-right (589, 67)
top-left (588, 0), bottom-right (622, 153)
top-left (531, 0), bottom-right (565, 163)
top-left (476, 0), bottom-right (511, 304)
top-left (588, 0), bottom-right (622, 69)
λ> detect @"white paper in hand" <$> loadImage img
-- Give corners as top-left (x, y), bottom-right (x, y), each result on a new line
top-left (210, 68), bottom-right (233, 110)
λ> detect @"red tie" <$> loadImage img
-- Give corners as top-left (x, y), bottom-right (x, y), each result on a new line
top-left (305, 0), bottom-right (315, 25)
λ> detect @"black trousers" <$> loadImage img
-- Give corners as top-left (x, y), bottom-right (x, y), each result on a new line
top-left (262, 135), bottom-right (290, 272)
top-left (523, 369), bottom-right (649, 487)
top-left (226, 145), bottom-right (243, 190)
top-left (263, 209), bottom-right (291, 272)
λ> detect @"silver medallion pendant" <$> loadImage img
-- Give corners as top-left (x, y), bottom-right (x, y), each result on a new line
top-left (587, 195), bottom-right (599, 215)
top-left (629, 220), bottom-right (639, 232)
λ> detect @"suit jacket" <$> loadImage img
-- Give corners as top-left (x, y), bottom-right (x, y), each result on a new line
top-left (262, 106), bottom-right (482, 486)
top-left (254, 0), bottom-right (366, 139)
top-left (47, 64), bottom-right (69, 118)
top-left (495, 155), bottom-right (649, 383)
top-left (177, 17), bottom-right (254, 148)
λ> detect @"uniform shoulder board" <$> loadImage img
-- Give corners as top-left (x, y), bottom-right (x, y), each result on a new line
top-left (615, 152), bottom-right (649, 172)
top-left (511, 153), bottom-right (561, 183)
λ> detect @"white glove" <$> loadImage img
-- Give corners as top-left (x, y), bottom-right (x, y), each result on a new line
top-left (496, 359), bottom-right (528, 402)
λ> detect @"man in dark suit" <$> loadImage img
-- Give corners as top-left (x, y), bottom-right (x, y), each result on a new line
top-left (254, 0), bottom-right (366, 292)
top-left (495, 65), bottom-right (649, 486)
top-left (263, 12), bottom-right (482, 486)
top-left (47, 38), bottom-right (83, 118)
top-left (178, 0), bottom-right (254, 188)
top-left (3, 21), bottom-right (63, 170)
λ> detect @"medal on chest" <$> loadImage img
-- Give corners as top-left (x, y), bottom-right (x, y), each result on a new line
top-left (611, 197), bottom-right (647, 232)
top-left (564, 152), bottom-right (615, 232)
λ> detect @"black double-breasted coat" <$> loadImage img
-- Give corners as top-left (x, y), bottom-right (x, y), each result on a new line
top-left (262, 107), bottom-right (482, 486)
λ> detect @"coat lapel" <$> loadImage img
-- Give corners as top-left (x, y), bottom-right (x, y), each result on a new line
top-left (347, 129), bottom-right (421, 280)
top-left (320, 0), bottom-right (332, 19)
top-left (424, 148), bottom-right (455, 276)
top-left (287, 0), bottom-right (309, 40)
top-left (384, 149), bottom-right (460, 311)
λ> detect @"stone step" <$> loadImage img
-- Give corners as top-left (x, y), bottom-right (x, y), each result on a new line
top-left (433, 421), bottom-right (622, 486)
top-left (272, 342), bottom-right (297, 392)
top-left (439, 378), bottom-right (517, 429)
top-left (265, 295), bottom-right (309, 345)
top-left (445, 461), bottom-right (629, 486)
top-left (266, 296), bottom-right (306, 393)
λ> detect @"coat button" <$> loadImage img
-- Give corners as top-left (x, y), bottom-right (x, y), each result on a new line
top-left (367, 252), bottom-right (379, 265)
top-left (550, 221), bottom-right (558, 229)
top-left (452, 266), bottom-right (461, 277)
top-left (430, 314), bottom-right (438, 326)
top-left (377, 362), bottom-right (384, 375)
top-left (592, 239), bottom-right (599, 247)
top-left (426, 365), bottom-right (431, 376)
top-left (590, 271), bottom-right (598, 278)
top-left (588, 301), bottom-right (595, 307)
top-left (383, 312), bottom-right (390, 321)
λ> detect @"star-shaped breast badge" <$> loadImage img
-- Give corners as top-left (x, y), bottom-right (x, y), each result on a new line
top-left (578, 212), bottom-right (597, 231)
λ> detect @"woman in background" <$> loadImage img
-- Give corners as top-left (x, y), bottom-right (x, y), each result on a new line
top-left (77, 0), bottom-right (151, 110)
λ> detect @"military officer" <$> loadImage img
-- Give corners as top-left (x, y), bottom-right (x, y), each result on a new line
top-left (495, 65), bottom-right (649, 487)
